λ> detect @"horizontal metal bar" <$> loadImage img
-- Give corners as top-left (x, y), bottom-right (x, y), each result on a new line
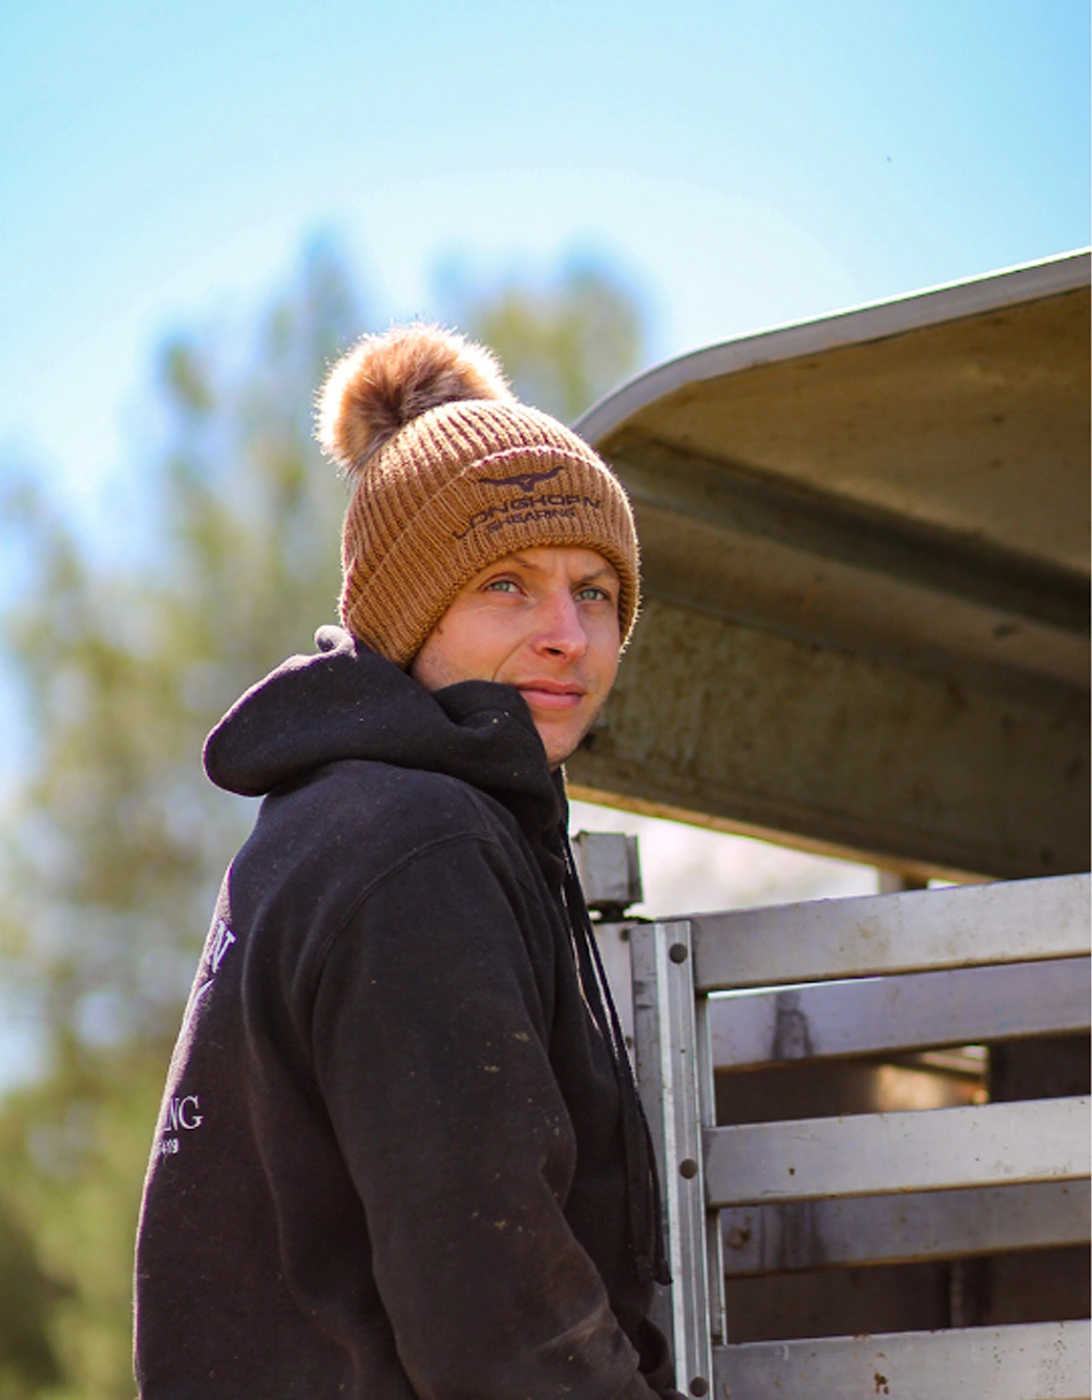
top-left (705, 1096), bottom-right (1091, 1208)
top-left (693, 874), bottom-right (1090, 991)
top-left (721, 1180), bottom-right (1091, 1275)
top-left (714, 1320), bottom-right (1091, 1400)
top-left (708, 956), bottom-right (1091, 1068)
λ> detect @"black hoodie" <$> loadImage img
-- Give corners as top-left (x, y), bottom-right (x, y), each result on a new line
top-left (134, 626), bottom-right (679, 1399)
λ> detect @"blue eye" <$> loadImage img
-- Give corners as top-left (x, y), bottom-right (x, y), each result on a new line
top-left (484, 579), bottom-right (519, 593)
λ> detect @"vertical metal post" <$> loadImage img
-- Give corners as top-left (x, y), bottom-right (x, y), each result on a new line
top-left (695, 990), bottom-right (726, 1349)
top-left (631, 921), bottom-right (714, 1398)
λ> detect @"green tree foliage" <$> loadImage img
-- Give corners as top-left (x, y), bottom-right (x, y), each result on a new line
top-left (3, 239), bottom-right (360, 1056)
top-left (0, 240), bottom-right (646, 1396)
top-left (0, 1191), bottom-right (68, 1398)
top-left (0, 236), bottom-right (363, 1399)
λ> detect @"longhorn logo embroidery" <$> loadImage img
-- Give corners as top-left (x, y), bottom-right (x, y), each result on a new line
top-left (475, 463), bottom-right (566, 493)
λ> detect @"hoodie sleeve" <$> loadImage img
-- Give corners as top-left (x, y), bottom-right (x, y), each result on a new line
top-left (310, 830), bottom-right (666, 1400)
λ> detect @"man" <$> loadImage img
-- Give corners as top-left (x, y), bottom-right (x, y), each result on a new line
top-left (134, 324), bottom-right (679, 1398)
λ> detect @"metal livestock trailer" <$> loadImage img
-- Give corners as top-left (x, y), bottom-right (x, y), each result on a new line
top-left (569, 252), bottom-right (1091, 1398)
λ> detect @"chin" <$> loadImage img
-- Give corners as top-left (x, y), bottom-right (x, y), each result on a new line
top-left (535, 728), bottom-right (565, 764)
top-left (541, 733), bottom-right (581, 769)
top-left (535, 705), bottom-right (598, 769)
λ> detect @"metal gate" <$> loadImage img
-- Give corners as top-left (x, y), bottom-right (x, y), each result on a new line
top-left (629, 873), bottom-right (1092, 1399)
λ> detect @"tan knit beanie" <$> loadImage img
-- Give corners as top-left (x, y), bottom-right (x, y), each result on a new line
top-left (316, 324), bottom-right (640, 668)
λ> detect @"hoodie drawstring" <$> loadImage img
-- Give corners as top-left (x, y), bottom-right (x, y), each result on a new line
top-left (561, 836), bottom-right (672, 1289)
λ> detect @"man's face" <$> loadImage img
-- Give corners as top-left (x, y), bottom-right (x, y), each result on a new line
top-left (411, 546), bottom-right (622, 768)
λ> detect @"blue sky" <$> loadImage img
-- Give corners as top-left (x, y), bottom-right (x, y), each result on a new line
top-left (1, 0), bottom-right (1088, 514)
top-left (0, 0), bottom-right (1087, 1088)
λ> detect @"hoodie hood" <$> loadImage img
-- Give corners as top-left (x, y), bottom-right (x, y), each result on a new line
top-left (201, 625), bottom-right (671, 1327)
top-left (204, 625), bottom-right (566, 882)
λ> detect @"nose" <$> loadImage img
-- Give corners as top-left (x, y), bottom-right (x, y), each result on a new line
top-left (534, 588), bottom-right (589, 662)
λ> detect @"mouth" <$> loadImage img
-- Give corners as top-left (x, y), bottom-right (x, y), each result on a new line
top-left (516, 680), bottom-right (586, 712)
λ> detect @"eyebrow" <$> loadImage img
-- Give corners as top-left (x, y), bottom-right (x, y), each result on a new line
top-left (507, 553), bottom-right (619, 584)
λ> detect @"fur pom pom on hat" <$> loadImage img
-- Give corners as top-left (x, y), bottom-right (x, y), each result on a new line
top-left (317, 325), bottom-right (515, 475)
top-left (316, 323), bottom-right (640, 668)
